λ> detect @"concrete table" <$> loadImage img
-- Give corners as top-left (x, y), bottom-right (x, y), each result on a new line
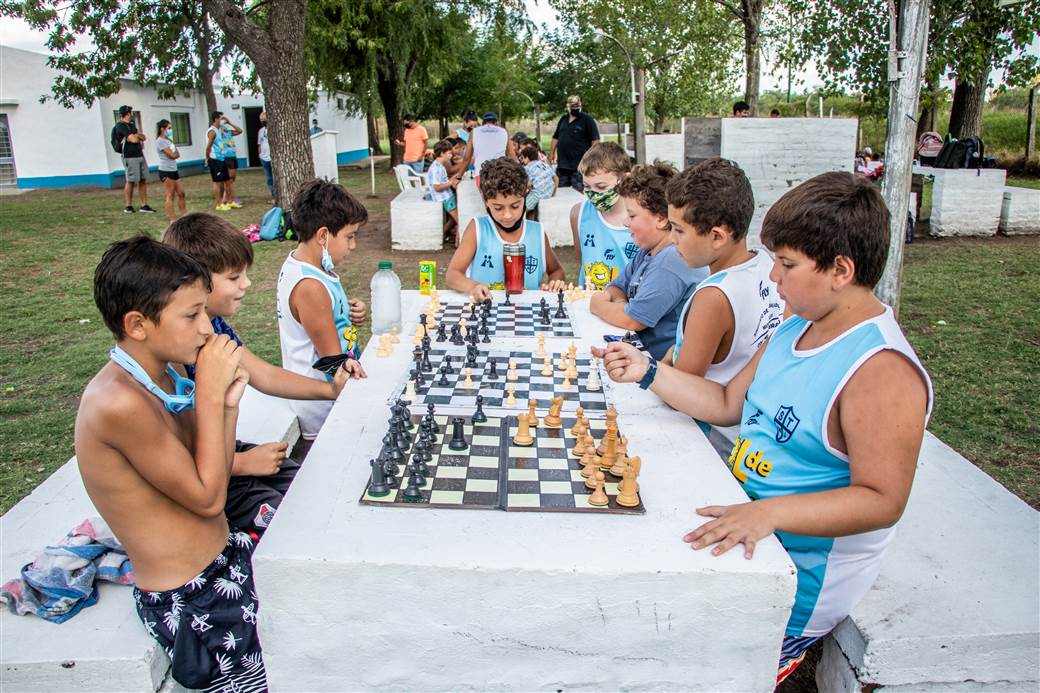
top-left (913, 165), bottom-right (1007, 237)
top-left (253, 290), bottom-right (795, 691)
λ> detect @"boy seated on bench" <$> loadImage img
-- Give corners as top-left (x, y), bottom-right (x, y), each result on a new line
top-left (594, 172), bottom-right (933, 684)
top-left (76, 237), bottom-right (266, 691)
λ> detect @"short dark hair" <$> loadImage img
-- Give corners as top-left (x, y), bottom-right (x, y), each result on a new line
top-left (291, 179), bottom-right (369, 242)
top-left (462, 110), bottom-right (478, 122)
top-left (617, 160), bottom-right (678, 218)
top-left (666, 157), bottom-right (754, 240)
top-left (770, 108), bottom-right (781, 116)
top-left (210, 110), bottom-right (222, 124)
top-left (118, 105), bottom-right (133, 117)
top-left (162, 213), bottom-right (254, 275)
top-left (433, 139), bottom-right (454, 157)
top-left (94, 236), bottom-right (211, 340)
top-left (761, 172), bottom-right (890, 288)
top-left (478, 158), bottom-right (528, 199)
top-left (402, 114), bottom-right (415, 122)
top-left (518, 145), bottom-right (540, 162)
top-left (732, 101), bottom-right (750, 115)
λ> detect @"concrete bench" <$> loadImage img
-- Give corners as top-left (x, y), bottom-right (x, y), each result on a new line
top-left (538, 186), bottom-right (584, 247)
top-left (913, 166), bottom-right (1008, 237)
top-left (999, 185), bottom-right (1040, 236)
top-left (390, 188), bottom-right (442, 251)
top-left (0, 386), bottom-right (299, 692)
top-left (815, 432), bottom-right (1039, 692)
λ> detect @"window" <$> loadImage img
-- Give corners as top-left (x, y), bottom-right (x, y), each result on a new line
top-left (0, 114), bottom-right (16, 186)
top-left (169, 112), bottom-right (192, 146)
top-left (112, 109), bottom-right (143, 132)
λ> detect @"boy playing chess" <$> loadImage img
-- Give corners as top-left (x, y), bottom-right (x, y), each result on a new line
top-left (569, 142), bottom-right (633, 290)
top-left (163, 213), bottom-right (353, 532)
top-left (277, 180), bottom-right (369, 449)
top-left (76, 237), bottom-right (266, 690)
top-left (446, 157), bottom-right (566, 301)
top-left (589, 162), bottom-right (706, 360)
top-left (594, 172), bottom-right (933, 684)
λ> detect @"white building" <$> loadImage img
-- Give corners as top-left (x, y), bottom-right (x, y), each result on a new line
top-left (0, 46), bottom-right (367, 189)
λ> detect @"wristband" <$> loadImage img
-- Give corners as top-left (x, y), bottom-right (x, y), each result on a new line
top-left (638, 356), bottom-right (658, 390)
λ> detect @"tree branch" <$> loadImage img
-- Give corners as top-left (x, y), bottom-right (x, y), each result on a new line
top-left (711, 0), bottom-right (744, 21)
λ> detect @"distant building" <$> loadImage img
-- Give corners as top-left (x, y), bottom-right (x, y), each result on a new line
top-left (0, 46), bottom-right (367, 189)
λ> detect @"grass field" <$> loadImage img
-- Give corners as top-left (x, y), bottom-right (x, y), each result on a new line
top-left (0, 163), bottom-right (1037, 515)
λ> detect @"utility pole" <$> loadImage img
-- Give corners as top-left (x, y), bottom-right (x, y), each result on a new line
top-left (634, 67), bottom-right (647, 165)
top-left (876, 0), bottom-right (932, 312)
top-left (1026, 84), bottom-right (1037, 160)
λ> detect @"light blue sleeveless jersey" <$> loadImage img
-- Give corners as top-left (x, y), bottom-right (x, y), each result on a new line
top-left (728, 308), bottom-right (932, 637)
top-left (576, 199), bottom-right (637, 289)
top-left (467, 216), bottom-right (546, 290)
top-left (298, 264), bottom-right (360, 367)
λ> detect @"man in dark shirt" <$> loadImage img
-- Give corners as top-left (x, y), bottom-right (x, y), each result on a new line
top-left (549, 95), bottom-right (600, 192)
top-left (110, 105), bottom-right (155, 214)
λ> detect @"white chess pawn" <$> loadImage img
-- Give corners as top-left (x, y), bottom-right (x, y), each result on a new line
top-left (540, 356), bottom-right (553, 376)
top-left (536, 334), bottom-right (546, 358)
top-left (390, 325), bottom-right (400, 344)
top-left (404, 380), bottom-right (416, 402)
top-left (506, 383), bottom-right (518, 406)
top-left (507, 360), bottom-right (518, 382)
top-left (463, 367), bottom-right (475, 388)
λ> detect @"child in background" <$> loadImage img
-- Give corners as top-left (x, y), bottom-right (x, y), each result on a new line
top-left (154, 119), bottom-right (186, 222)
top-left (276, 180), bottom-right (369, 450)
top-left (570, 142), bottom-right (633, 290)
top-left (76, 237), bottom-right (265, 690)
top-left (446, 158), bottom-right (566, 300)
top-left (589, 162), bottom-right (707, 359)
top-left (519, 144), bottom-right (557, 220)
top-left (163, 213), bottom-right (352, 532)
top-left (594, 172), bottom-right (932, 685)
top-left (426, 139), bottom-right (461, 245)
top-left (445, 137), bottom-right (467, 178)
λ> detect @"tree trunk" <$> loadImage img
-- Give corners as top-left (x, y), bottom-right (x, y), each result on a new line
top-left (191, 9), bottom-right (219, 115)
top-left (376, 74), bottom-right (404, 166)
top-left (948, 70), bottom-right (987, 139)
top-left (916, 72), bottom-right (940, 139)
top-left (205, 0), bottom-right (313, 208)
top-left (439, 115), bottom-right (449, 140)
top-left (367, 110), bottom-right (383, 155)
top-left (741, 0), bottom-right (763, 115)
top-left (1027, 85), bottom-right (1037, 160)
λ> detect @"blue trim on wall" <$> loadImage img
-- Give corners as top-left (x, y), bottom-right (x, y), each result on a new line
top-left (336, 148), bottom-right (369, 165)
top-left (17, 173), bottom-right (115, 189)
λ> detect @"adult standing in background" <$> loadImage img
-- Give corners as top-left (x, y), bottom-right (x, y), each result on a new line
top-left (549, 95), bottom-right (600, 192)
top-left (394, 114), bottom-right (429, 174)
top-left (456, 110), bottom-right (479, 144)
top-left (110, 105), bottom-right (156, 214)
top-left (154, 118), bottom-right (186, 221)
top-left (258, 110), bottom-right (274, 202)
top-left (460, 111), bottom-right (515, 189)
top-left (205, 110), bottom-right (231, 211)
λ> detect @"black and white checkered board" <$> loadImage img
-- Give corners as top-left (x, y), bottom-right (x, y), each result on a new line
top-left (431, 301), bottom-right (574, 338)
top-left (359, 415), bottom-right (644, 514)
top-left (391, 347), bottom-right (613, 418)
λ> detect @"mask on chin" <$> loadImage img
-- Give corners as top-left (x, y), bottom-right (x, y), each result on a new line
top-left (486, 206), bottom-right (523, 233)
top-left (585, 187), bottom-right (620, 213)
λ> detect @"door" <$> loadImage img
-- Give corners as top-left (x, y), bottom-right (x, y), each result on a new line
top-left (0, 114), bottom-right (16, 186)
top-left (244, 107), bottom-right (262, 168)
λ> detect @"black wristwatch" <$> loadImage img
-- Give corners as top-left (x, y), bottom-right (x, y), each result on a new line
top-left (638, 356), bottom-right (658, 390)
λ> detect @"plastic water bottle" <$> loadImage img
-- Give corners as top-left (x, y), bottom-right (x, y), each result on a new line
top-left (370, 261), bottom-right (402, 335)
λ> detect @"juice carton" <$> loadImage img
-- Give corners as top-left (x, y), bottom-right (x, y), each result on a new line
top-left (419, 260), bottom-right (437, 295)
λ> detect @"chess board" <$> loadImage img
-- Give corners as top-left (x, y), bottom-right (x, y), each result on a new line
top-left (430, 300), bottom-right (575, 338)
top-left (390, 346), bottom-right (614, 418)
top-left (359, 415), bottom-right (645, 514)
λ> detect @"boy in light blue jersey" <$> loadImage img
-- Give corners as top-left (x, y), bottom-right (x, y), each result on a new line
top-left (594, 172), bottom-right (932, 685)
top-left (569, 142), bottom-right (634, 290)
top-left (446, 158), bottom-right (567, 300)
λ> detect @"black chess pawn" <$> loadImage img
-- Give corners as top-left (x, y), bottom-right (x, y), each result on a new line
top-left (443, 354), bottom-right (455, 374)
top-left (488, 357), bottom-right (500, 380)
top-left (448, 416), bottom-right (469, 451)
top-left (540, 306), bottom-right (551, 326)
top-left (409, 458), bottom-right (427, 487)
top-left (504, 291), bottom-right (512, 305)
top-left (436, 322), bottom-right (447, 342)
top-left (480, 324), bottom-right (491, 343)
top-left (438, 365), bottom-right (449, 386)
top-left (393, 421), bottom-right (410, 450)
top-left (426, 403), bottom-right (441, 433)
top-left (402, 477), bottom-right (424, 502)
top-left (469, 303), bottom-right (478, 321)
top-left (450, 323), bottom-right (464, 346)
top-left (368, 459), bottom-right (390, 497)
top-left (385, 433), bottom-right (404, 464)
top-left (472, 394), bottom-right (488, 423)
top-left (415, 441), bottom-right (432, 473)
top-left (421, 348), bottom-right (433, 373)
top-left (465, 345), bottom-right (478, 368)
top-left (421, 417), bottom-right (438, 445)
top-left (482, 298), bottom-right (492, 312)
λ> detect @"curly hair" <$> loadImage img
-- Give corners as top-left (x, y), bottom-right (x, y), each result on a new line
top-left (478, 158), bottom-right (528, 199)
top-left (615, 161), bottom-right (677, 218)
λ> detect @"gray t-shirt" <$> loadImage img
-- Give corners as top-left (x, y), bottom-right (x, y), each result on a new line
top-left (608, 244), bottom-right (708, 359)
top-left (155, 137), bottom-right (177, 171)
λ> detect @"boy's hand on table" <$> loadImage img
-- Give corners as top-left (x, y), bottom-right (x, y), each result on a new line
top-left (541, 279), bottom-right (566, 293)
top-left (342, 358), bottom-right (367, 379)
top-left (591, 342), bottom-right (649, 383)
top-left (682, 501), bottom-right (777, 560)
top-left (195, 334), bottom-right (245, 404)
top-left (348, 298), bottom-right (367, 324)
top-left (328, 364), bottom-right (351, 396)
top-left (233, 442), bottom-right (288, 477)
top-left (470, 284), bottom-right (492, 302)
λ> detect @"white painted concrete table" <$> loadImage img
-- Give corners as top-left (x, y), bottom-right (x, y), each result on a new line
top-left (253, 290), bottom-right (795, 691)
top-left (913, 165), bottom-right (1007, 237)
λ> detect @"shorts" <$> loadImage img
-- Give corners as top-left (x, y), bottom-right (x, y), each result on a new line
top-left (208, 159), bottom-right (229, 182)
top-left (442, 196), bottom-right (457, 213)
top-left (133, 534), bottom-right (266, 692)
top-left (158, 170), bottom-right (180, 182)
top-left (776, 634), bottom-right (823, 685)
top-left (225, 441), bottom-right (301, 536)
top-left (224, 157), bottom-right (239, 171)
top-left (123, 157), bottom-right (148, 184)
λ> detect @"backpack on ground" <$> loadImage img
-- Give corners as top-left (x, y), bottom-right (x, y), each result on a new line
top-left (933, 135), bottom-right (988, 170)
top-left (259, 206), bottom-right (294, 241)
top-left (916, 131), bottom-right (943, 166)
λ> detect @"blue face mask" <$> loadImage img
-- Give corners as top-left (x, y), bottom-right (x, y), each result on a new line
top-left (321, 242), bottom-right (335, 273)
top-left (109, 346), bottom-right (195, 414)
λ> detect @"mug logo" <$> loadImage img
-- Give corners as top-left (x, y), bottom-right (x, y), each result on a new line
top-left (773, 405), bottom-right (800, 443)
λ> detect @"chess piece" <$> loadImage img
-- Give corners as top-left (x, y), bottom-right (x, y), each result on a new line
top-left (540, 356), bottom-right (553, 376)
top-left (540, 305), bottom-right (551, 325)
top-left (561, 374), bottom-right (572, 391)
top-left (580, 449), bottom-right (598, 479)
top-left (543, 396), bottom-right (563, 428)
top-left (536, 334), bottom-right (546, 358)
top-left (368, 459), bottom-right (390, 497)
top-left (421, 348), bottom-right (433, 373)
top-left (410, 459), bottom-right (427, 488)
top-left (472, 394), bottom-right (488, 423)
top-left (616, 457), bottom-right (641, 507)
top-left (480, 324), bottom-right (491, 343)
top-left (504, 291), bottom-right (512, 305)
top-left (527, 399), bottom-right (539, 428)
top-left (465, 345), bottom-right (478, 368)
top-left (390, 325), bottom-right (401, 343)
top-left (488, 357), bottom-right (500, 379)
top-left (463, 367), bottom-right (475, 388)
top-left (557, 353), bottom-right (568, 372)
top-left (377, 335), bottom-right (391, 357)
top-left (570, 425), bottom-right (588, 457)
top-left (555, 290), bottom-right (567, 319)
top-left (438, 365), bottom-right (449, 386)
top-left (588, 472), bottom-right (610, 506)
top-left (610, 435), bottom-right (630, 476)
top-left (436, 323), bottom-right (447, 342)
top-left (404, 379), bottom-right (416, 402)
top-left (507, 360), bottom-right (518, 382)
top-left (443, 354), bottom-right (455, 374)
top-left (459, 318), bottom-right (468, 338)
top-left (448, 417), bottom-right (468, 451)
top-left (402, 477), bottom-right (424, 501)
top-left (506, 383), bottom-right (518, 406)
top-left (570, 407), bottom-right (585, 436)
top-left (586, 364), bottom-right (602, 392)
top-left (597, 423), bottom-right (619, 469)
top-left (598, 407), bottom-right (618, 455)
top-left (426, 402), bottom-right (440, 433)
top-left (513, 414), bottom-right (534, 446)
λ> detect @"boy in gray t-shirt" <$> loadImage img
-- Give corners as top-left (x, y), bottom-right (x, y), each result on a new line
top-left (589, 163), bottom-right (706, 359)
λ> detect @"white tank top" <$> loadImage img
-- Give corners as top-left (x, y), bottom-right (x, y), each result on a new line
top-left (673, 250), bottom-right (784, 385)
top-left (471, 125), bottom-right (508, 172)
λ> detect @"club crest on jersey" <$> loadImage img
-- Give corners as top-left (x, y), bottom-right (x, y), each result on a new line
top-left (524, 256), bottom-right (539, 274)
top-left (480, 254), bottom-right (494, 268)
top-left (773, 405), bottom-right (800, 443)
top-left (624, 242), bottom-right (639, 259)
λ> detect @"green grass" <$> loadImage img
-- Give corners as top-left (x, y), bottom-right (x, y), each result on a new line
top-left (0, 165), bottom-right (1037, 514)
top-left (1008, 177), bottom-right (1040, 189)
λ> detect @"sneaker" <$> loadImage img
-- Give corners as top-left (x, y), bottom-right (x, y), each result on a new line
top-left (216, 203), bottom-right (231, 211)
top-left (229, 200), bottom-right (243, 209)
top-left (139, 205), bottom-right (156, 213)
top-left (123, 206), bottom-right (135, 213)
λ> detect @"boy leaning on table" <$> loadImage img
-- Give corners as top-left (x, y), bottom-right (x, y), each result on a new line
top-left (593, 171), bottom-right (933, 684)
top-left (76, 237), bottom-right (267, 691)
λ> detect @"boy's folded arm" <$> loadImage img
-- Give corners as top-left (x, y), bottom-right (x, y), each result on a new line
top-left (591, 298), bottom-right (645, 330)
top-left (96, 388), bottom-right (230, 517)
top-left (240, 346), bottom-right (338, 400)
top-left (672, 288), bottom-right (733, 377)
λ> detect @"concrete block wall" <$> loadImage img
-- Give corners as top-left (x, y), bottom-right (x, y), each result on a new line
top-left (999, 186), bottom-right (1040, 235)
top-left (919, 166), bottom-right (1007, 236)
top-left (390, 189), bottom-right (443, 251)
